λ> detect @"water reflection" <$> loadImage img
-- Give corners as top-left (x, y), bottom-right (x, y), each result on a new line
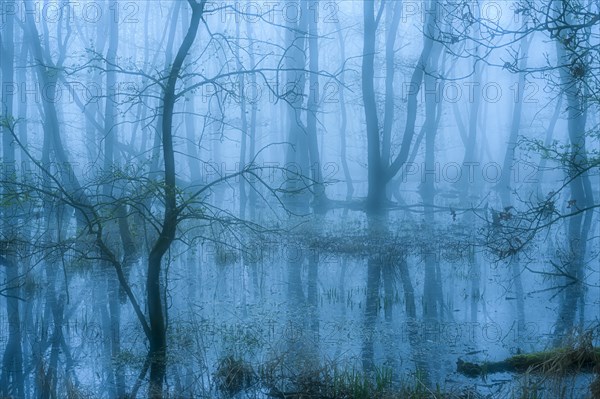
top-left (163, 212), bottom-right (599, 396)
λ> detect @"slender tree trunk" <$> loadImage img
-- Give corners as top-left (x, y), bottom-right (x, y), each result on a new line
top-left (102, 4), bottom-right (126, 395)
top-left (461, 3), bottom-right (483, 325)
top-left (335, 23), bottom-right (354, 201)
top-left (421, 40), bottom-right (442, 321)
top-left (553, 4), bottom-right (594, 342)
top-left (246, 19), bottom-right (258, 218)
top-left (386, 0), bottom-right (437, 182)
top-left (362, 0), bottom-right (385, 212)
top-left (381, 1), bottom-right (402, 167)
top-left (148, 2), bottom-right (205, 396)
top-left (284, 0), bottom-right (310, 212)
top-left (17, 32), bottom-right (31, 399)
top-left (182, 4), bottom-right (202, 185)
top-left (237, 22), bottom-right (249, 219)
top-left (135, 4), bottom-right (152, 158)
top-left (150, 1), bottom-right (182, 181)
top-left (499, 36), bottom-right (531, 342)
top-left (536, 95), bottom-right (562, 190)
top-left (500, 37), bottom-right (531, 205)
top-left (0, 11), bottom-right (25, 398)
top-left (307, 1), bottom-right (326, 212)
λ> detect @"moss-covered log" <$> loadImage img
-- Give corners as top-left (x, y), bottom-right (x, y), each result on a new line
top-left (457, 347), bottom-right (600, 378)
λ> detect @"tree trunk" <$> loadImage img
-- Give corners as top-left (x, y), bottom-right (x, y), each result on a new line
top-left (284, 0), bottom-right (310, 213)
top-left (421, 36), bottom-right (442, 322)
top-left (553, 1), bottom-right (594, 343)
top-left (499, 36), bottom-right (531, 342)
top-left (307, 1), bottom-right (327, 212)
top-left (246, 19), bottom-right (259, 219)
top-left (0, 11), bottom-right (25, 398)
top-left (381, 1), bottom-right (402, 167)
top-left (335, 22), bottom-right (354, 201)
top-left (363, 0), bottom-right (438, 213)
top-left (362, 0), bottom-right (384, 213)
top-left (237, 22), bottom-right (249, 219)
top-left (457, 347), bottom-right (600, 377)
top-left (147, 2), bottom-right (205, 396)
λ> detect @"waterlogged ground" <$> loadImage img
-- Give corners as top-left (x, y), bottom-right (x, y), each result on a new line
top-left (7, 212), bottom-right (597, 397)
top-left (157, 211), bottom-right (599, 397)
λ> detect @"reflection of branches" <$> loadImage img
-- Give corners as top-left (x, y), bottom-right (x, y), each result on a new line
top-left (522, 248), bottom-right (600, 300)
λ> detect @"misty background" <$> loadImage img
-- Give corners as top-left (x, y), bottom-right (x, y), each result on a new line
top-left (0, 0), bottom-right (599, 398)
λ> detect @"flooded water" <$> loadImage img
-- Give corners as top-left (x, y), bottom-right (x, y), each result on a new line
top-left (131, 211), bottom-right (599, 397)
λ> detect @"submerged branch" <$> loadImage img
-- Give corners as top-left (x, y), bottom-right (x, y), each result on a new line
top-left (457, 347), bottom-right (600, 378)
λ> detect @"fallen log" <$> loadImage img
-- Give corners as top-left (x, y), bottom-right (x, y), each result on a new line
top-left (457, 347), bottom-right (600, 378)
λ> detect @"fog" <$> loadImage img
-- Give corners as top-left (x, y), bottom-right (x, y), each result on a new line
top-left (0, 0), bottom-right (599, 398)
